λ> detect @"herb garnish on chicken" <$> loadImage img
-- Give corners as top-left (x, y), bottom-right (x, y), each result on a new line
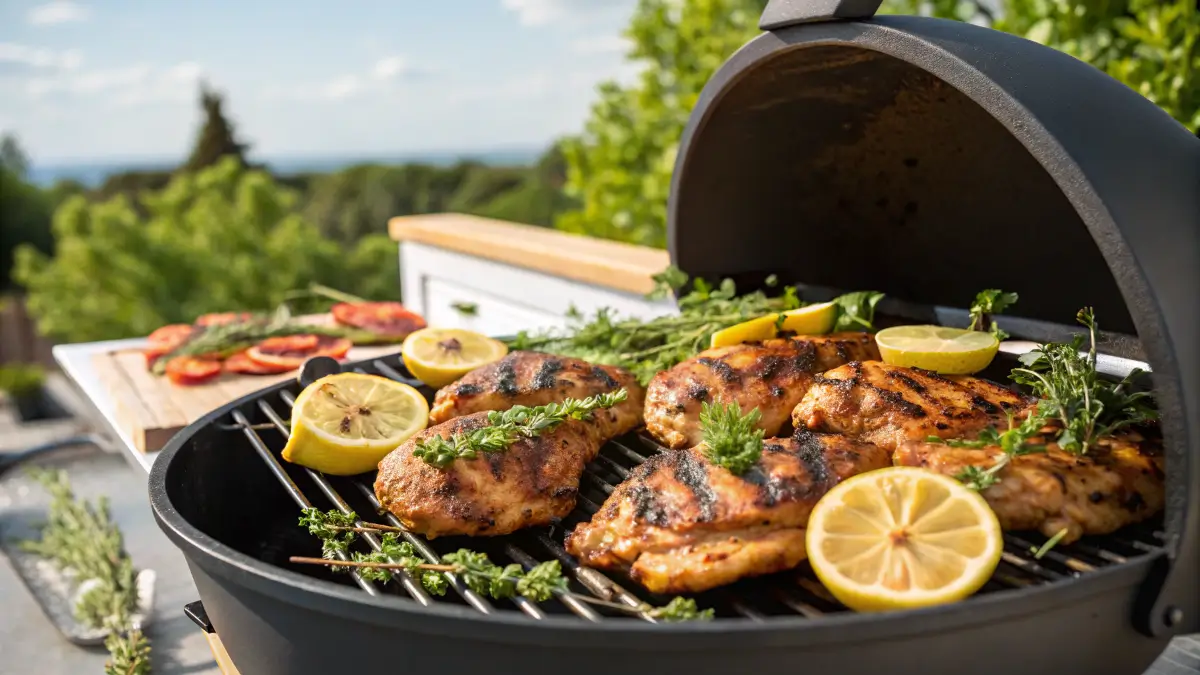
top-left (968, 289), bottom-right (1019, 340)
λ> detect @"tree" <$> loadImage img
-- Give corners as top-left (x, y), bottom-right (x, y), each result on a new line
top-left (1, 167), bottom-right (54, 289)
top-left (180, 82), bottom-right (251, 173)
top-left (0, 133), bottom-right (30, 177)
top-left (14, 157), bottom-right (398, 342)
top-left (555, 0), bottom-right (769, 248)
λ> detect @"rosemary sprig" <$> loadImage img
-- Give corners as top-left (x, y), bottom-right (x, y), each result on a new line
top-left (151, 316), bottom-right (354, 374)
top-left (968, 289), bottom-right (1019, 340)
top-left (1031, 528), bottom-right (1070, 560)
top-left (1010, 308), bottom-right (1157, 454)
top-left (21, 470), bottom-right (151, 675)
top-left (698, 400), bottom-right (764, 475)
top-left (927, 412), bottom-right (1047, 491)
top-left (297, 509), bottom-right (713, 622)
top-left (412, 389), bottom-right (628, 468)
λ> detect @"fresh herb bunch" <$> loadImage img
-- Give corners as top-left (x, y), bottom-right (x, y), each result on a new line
top-left (296, 509), bottom-right (712, 621)
top-left (508, 266), bottom-right (883, 384)
top-left (412, 389), bottom-right (628, 468)
top-left (968, 289), bottom-right (1019, 340)
top-left (699, 400), bottom-right (764, 475)
top-left (21, 470), bottom-right (151, 675)
top-left (928, 412), bottom-right (1047, 491)
top-left (1010, 308), bottom-right (1157, 454)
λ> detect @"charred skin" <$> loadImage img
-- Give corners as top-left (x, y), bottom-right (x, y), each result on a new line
top-left (375, 412), bottom-right (611, 538)
top-left (894, 427), bottom-right (1165, 543)
top-left (645, 333), bottom-right (880, 449)
top-left (793, 360), bottom-right (1036, 451)
top-left (565, 430), bottom-right (890, 593)
top-left (430, 351), bottom-right (645, 439)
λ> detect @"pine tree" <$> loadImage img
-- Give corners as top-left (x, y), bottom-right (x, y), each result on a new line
top-left (180, 82), bottom-right (250, 173)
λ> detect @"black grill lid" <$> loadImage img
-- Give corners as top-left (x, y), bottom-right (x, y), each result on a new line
top-left (667, 0), bottom-right (1199, 637)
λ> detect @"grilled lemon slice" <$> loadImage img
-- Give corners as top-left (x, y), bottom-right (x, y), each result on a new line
top-left (874, 325), bottom-right (999, 374)
top-left (806, 467), bottom-right (1003, 612)
top-left (401, 328), bottom-right (508, 388)
top-left (709, 301), bottom-right (837, 348)
top-left (282, 373), bottom-right (429, 475)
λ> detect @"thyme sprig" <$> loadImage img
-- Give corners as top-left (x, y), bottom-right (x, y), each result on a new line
top-left (21, 470), bottom-right (151, 675)
top-left (927, 412), bottom-right (1047, 491)
top-left (151, 316), bottom-right (354, 374)
top-left (412, 389), bottom-right (628, 468)
top-left (699, 400), bottom-right (764, 475)
top-left (1010, 308), bottom-right (1157, 454)
top-left (297, 509), bottom-right (712, 622)
top-left (968, 289), bottom-right (1019, 340)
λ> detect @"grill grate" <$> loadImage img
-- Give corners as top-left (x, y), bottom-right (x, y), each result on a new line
top-left (220, 353), bottom-right (1167, 622)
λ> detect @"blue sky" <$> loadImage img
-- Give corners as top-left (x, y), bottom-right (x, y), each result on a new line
top-left (0, 0), bottom-right (640, 163)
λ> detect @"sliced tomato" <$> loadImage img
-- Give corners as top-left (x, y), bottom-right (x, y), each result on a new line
top-left (195, 312), bottom-right (257, 327)
top-left (164, 356), bottom-right (222, 386)
top-left (331, 302), bottom-right (426, 340)
top-left (246, 335), bottom-right (353, 370)
top-left (148, 324), bottom-right (195, 349)
top-left (224, 351), bottom-right (295, 376)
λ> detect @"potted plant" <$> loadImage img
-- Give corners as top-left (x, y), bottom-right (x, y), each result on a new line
top-left (0, 363), bottom-right (48, 421)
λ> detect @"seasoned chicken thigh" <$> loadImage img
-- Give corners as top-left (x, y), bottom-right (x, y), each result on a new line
top-left (430, 351), bottom-right (645, 439)
top-left (566, 430), bottom-right (890, 593)
top-left (793, 360), bottom-right (1034, 450)
top-left (645, 333), bottom-right (879, 449)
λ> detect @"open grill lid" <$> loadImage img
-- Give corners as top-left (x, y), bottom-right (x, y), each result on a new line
top-left (667, 0), bottom-right (1199, 637)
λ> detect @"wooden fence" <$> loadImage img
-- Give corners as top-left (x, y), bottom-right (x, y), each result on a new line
top-left (0, 294), bottom-right (56, 368)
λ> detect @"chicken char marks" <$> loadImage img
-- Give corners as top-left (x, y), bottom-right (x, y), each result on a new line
top-left (565, 430), bottom-right (890, 593)
top-left (375, 412), bottom-right (607, 538)
top-left (645, 333), bottom-right (880, 449)
top-left (793, 360), bottom-right (1035, 451)
top-left (430, 351), bottom-right (645, 439)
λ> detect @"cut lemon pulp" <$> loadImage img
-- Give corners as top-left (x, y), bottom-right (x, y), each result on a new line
top-left (874, 325), bottom-right (999, 374)
top-left (401, 328), bottom-right (509, 388)
top-left (709, 301), bottom-right (837, 348)
top-left (282, 373), bottom-right (429, 475)
top-left (806, 467), bottom-right (1003, 612)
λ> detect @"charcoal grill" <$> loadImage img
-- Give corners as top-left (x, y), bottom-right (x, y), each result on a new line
top-left (150, 2), bottom-right (1199, 674)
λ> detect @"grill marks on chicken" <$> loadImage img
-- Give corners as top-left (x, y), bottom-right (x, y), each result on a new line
top-left (429, 351), bottom-right (645, 439)
top-left (894, 429), bottom-right (1165, 543)
top-left (793, 360), bottom-right (1035, 451)
top-left (565, 431), bottom-right (890, 593)
top-left (376, 412), bottom-right (612, 538)
top-left (644, 333), bottom-right (880, 449)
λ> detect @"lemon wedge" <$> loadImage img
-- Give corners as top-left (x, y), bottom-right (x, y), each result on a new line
top-left (401, 328), bottom-right (509, 388)
top-left (282, 373), bottom-right (429, 475)
top-left (874, 325), bottom-right (999, 374)
top-left (709, 301), bottom-right (837, 348)
top-left (806, 466), bottom-right (1003, 612)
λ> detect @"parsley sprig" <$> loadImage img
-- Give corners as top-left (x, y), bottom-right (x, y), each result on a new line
top-left (295, 509), bottom-right (712, 622)
top-left (699, 400), bottom-right (764, 475)
top-left (412, 389), bottom-right (628, 468)
top-left (968, 289), bottom-right (1019, 340)
top-left (831, 291), bottom-right (886, 332)
top-left (928, 412), bottom-right (1046, 491)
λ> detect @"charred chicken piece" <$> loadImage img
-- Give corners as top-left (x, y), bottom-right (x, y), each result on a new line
top-left (644, 333), bottom-right (880, 449)
top-left (430, 351), bottom-right (645, 438)
top-left (565, 430), bottom-right (890, 593)
top-left (893, 428), bottom-right (1165, 543)
top-left (376, 411), bottom-right (613, 538)
top-left (792, 360), bottom-right (1035, 451)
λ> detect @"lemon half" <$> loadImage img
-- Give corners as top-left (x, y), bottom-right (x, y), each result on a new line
top-left (709, 301), bottom-right (837, 348)
top-left (401, 328), bottom-right (508, 388)
top-left (282, 373), bottom-right (429, 475)
top-left (874, 325), bottom-right (999, 374)
top-left (806, 466), bottom-right (1003, 612)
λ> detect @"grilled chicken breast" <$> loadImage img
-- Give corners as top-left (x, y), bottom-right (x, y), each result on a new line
top-left (376, 411), bottom-right (617, 538)
top-left (644, 333), bottom-right (880, 449)
top-left (793, 360), bottom-right (1034, 450)
top-left (565, 430), bottom-right (890, 593)
top-left (430, 351), bottom-right (645, 438)
top-left (894, 429), bottom-right (1164, 543)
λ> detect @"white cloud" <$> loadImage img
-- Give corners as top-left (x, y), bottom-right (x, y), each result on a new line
top-left (27, 1), bottom-right (90, 26)
top-left (322, 75), bottom-right (361, 100)
top-left (262, 55), bottom-right (419, 102)
top-left (372, 56), bottom-right (408, 80)
top-left (569, 34), bottom-right (630, 55)
top-left (501, 0), bottom-right (635, 26)
top-left (0, 42), bottom-right (83, 69)
top-left (24, 61), bottom-right (205, 106)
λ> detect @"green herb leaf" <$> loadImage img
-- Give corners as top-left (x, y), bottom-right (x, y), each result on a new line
top-left (516, 561), bottom-right (570, 602)
top-left (647, 597), bottom-right (715, 622)
top-left (451, 301), bottom-right (478, 316)
top-left (831, 291), bottom-right (885, 332)
top-left (968, 289), bottom-right (1019, 340)
top-left (950, 412), bottom-right (1047, 490)
top-left (699, 400), bottom-right (764, 475)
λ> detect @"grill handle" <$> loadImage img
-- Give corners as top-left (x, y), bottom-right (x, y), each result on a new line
top-left (759, 0), bottom-right (882, 30)
top-left (298, 356), bottom-right (343, 388)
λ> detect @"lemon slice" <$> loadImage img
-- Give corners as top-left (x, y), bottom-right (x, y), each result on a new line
top-left (874, 325), bottom-right (999, 374)
top-left (401, 328), bottom-right (509, 388)
top-left (806, 467), bottom-right (1003, 612)
top-left (709, 302), bottom-right (837, 348)
top-left (282, 373), bottom-right (429, 475)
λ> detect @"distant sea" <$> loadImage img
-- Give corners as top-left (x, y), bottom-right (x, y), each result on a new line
top-left (25, 147), bottom-right (543, 188)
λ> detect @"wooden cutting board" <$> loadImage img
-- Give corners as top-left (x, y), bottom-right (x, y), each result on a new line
top-left (91, 325), bottom-right (403, 453)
